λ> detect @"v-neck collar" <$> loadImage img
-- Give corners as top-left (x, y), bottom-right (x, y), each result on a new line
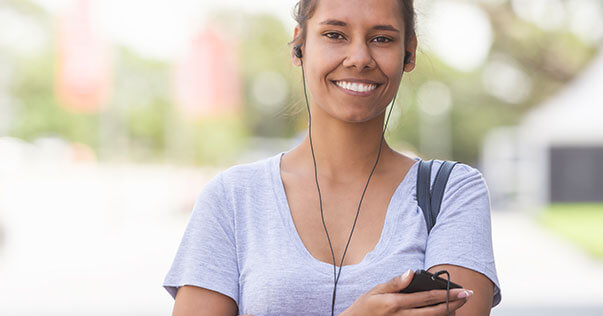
top-left (270, 151), bottom-right (420, 275)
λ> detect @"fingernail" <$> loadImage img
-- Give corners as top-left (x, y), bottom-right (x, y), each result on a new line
top-left (457, 290), bottom-right (474, 298)
top-left (400, 269), bottom-right (411, 281)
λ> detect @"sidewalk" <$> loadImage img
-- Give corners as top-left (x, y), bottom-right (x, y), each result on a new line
top-left (490, 211), bottom-right (603, 315)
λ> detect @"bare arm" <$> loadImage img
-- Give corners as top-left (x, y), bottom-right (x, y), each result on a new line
top-left (172, 285), bottom-right (238, 316)
top-left (428, 264), bottom-right (494, 316)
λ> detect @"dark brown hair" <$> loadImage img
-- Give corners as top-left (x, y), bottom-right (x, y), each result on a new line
top-left (290, 0), bottom-right (416, 47)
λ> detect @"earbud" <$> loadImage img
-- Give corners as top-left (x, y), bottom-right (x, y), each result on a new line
top-left (294, 44), bottom-right (303, 59)
top-left (404, 51), bottom-right (412, 65)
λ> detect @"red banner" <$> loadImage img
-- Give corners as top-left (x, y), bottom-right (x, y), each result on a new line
top-left (173, 26), bottom-right (241, 119)
top-left (56, 0), bottom-right (111, 113)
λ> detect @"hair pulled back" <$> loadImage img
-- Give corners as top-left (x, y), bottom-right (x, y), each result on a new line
top-left (291, 0), bottom-right (416, 47)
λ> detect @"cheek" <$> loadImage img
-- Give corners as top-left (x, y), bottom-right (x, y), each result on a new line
top-left (305, 36), bottom-right (344, 79)
top-left (306, 53), bottom-right (341, 96)
top-left (308, 48), bottom-right (341, 76)
top-left (376, 51), bottom-right (404, 77)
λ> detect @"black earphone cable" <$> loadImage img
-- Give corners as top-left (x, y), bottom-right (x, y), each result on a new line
top-left (299, 58), bottom-right (338, 312)
top-left (299, 56), bottom-right (403, 316)
top-left (433, 270), bottom-right (452, 316)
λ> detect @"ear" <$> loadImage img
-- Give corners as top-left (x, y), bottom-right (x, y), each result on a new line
top-left (403, 33), bottom-right (418, 73)
top-left (291, 25), bottom-right (302, 67)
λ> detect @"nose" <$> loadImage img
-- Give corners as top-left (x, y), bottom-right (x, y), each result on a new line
top-left (342, 41), bottom-right (375, 71)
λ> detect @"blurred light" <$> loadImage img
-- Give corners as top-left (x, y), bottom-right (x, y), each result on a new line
top-left (478, 0), bottom-right (506, 5)
top-left (510, 0), bottom-right (566, 31)
top-left (567, 0), bottom-right (603, 44)
top-left (482, 54), bottom-right (532, 104)
top-left (94, 0), bottom-right (201, 61)
top-left (0, 7), bottom-right (48, 57)
top-left (0, 57), bottom-right (12, 87)
top-left (420, 0), bottom-right (493, 72)
top-left (417, 80), bottom-right (452, 116)
top-left (387, 84), bottom-right (412, 130)
top-left (251, 71), bottom-right (288, 113)
top-left (28, 0), bottom-right (68, 14)
top-left (33, 137), bottom-right (74, 163)
top-left (0, 95), bottom-right (17, 135)
top-left (0, 57), bottom-right (15, 135)
top-left (71, 142), bottom-right (97, 163)
top-left (0, 137), bottom-right (34, 174)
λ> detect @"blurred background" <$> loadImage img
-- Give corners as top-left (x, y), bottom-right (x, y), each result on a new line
top-left (0, 0), bottom-right (602, 315)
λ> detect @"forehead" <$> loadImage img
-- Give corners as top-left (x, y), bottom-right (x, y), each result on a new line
top-left (310, 0), bottom-right (405, 28)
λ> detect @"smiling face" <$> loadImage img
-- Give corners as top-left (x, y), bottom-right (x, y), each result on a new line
top-left (294, 0), bottom-right (416, 123)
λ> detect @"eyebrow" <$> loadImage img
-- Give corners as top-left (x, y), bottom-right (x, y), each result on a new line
top-left (319, 19), bottom-right (400, 33)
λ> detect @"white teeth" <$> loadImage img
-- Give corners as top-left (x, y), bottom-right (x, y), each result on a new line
top-left (335, 81), bottom-right (377, 93)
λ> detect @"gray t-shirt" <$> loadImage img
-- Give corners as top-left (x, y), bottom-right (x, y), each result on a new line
top-left (163, 152), bottom-right (501, 315)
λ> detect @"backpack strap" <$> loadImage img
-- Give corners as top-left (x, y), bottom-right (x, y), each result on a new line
top-left (429, 161), bottom-right (458, 230)
top-left (417, 160), bottom-right (458, 234)
top-left (417, 160), bottom-right (433, 231)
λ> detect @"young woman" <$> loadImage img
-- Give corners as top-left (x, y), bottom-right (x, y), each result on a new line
top-left (163, 0), bottom-right (501, 315)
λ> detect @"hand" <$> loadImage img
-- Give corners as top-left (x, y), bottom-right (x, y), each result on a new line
top-left (340, 270), bottom-right (473, 316)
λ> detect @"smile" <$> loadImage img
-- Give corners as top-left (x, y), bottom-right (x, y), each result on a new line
top-left (333, 80), bottom-right (379, 95)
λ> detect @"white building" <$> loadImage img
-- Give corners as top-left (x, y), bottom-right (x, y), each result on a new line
top-left (482, 51), bottom-right (603, 211)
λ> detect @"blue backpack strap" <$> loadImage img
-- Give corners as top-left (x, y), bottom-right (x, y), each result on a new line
top-left (429, 161), bottom-right (458, 231)
top-left (417, 160), bottom-right (433, 231)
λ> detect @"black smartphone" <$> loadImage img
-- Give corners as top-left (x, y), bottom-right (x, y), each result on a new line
top-left (399, 270), bottom-right (462, 293)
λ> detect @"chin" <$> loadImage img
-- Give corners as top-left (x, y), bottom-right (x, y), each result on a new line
top-left (337, 103), bottom-right (386, 123)
top-left (334, 108), bottom-right (380, 124)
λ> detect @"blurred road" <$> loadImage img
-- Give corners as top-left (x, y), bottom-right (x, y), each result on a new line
top-left (0, 160), bottom-right (602, 315)
top-left (0, 160), bottom-right (209, 316)
top-left (490, 211), bottom-right (603, 316)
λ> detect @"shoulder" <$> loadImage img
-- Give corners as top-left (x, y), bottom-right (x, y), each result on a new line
top-left (197, 153), bottom-right (280, 207)
top-left (430, 161), bottom-right (492, 238)
top-left (191, 153), bottom-right (279, 217)
top-left (429, 160), bottom-right (487, 194)
top-left (217, 153), bottom-right (277, 193)
top-left (423, 160), bottom-right (491, 221)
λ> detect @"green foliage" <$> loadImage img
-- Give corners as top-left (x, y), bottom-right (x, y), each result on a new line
top-left (540, 204), bottom-right (603, 259)
top-left (178, 116), bottom-right (248, 165)
top-left (111, 47), bottom-right (171, 160)
top-left (234, 13), bottom-right (304, 138)
top-left (9, 42), bottom-right (101, 147)
top-left (4, 1), bottom-right (602, 165)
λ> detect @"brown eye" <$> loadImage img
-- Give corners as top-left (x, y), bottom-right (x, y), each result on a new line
top-left (371, 36), bottom-right (392, 43)
top-left (324, 32), bottom-right (345, 40)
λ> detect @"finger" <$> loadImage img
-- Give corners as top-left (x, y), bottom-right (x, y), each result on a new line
top-left (371, 269), bottom-right (414, 294)
top-left (410, 297), bottom-right (467, 316)
top-left (394, 288), bottom-right (473, 309)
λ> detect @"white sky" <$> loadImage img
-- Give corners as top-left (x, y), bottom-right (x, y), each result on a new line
top-left (30, 0), bottom-right (299, 60)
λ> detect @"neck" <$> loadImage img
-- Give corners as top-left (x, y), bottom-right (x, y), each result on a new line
top-left (297, 103), bottom-right (395, 181)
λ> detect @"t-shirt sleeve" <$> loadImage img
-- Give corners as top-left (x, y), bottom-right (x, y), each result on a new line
top-left (163, 172), bottom-right (239, 304)
top-left (424, 163), bottom-right (502, 307)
